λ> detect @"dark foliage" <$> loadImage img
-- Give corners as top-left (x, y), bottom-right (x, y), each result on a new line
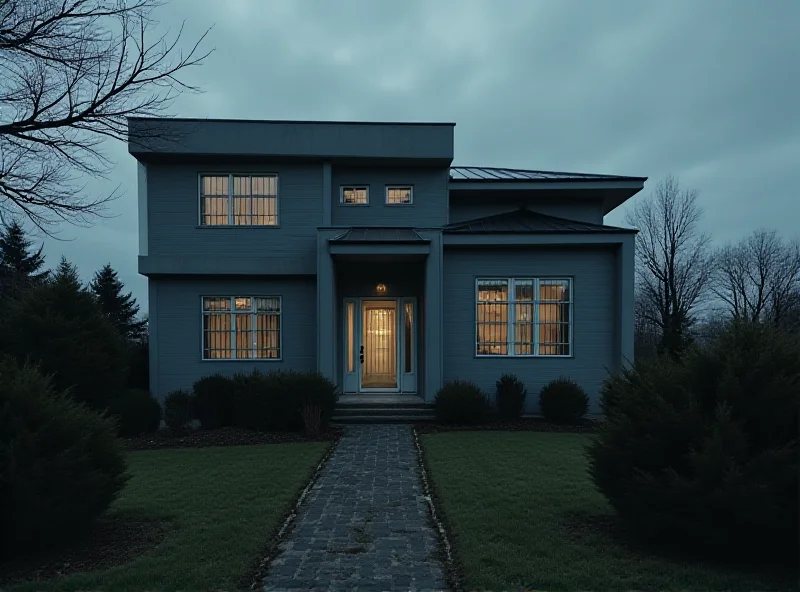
top-left (192, 374), bottom-right (236, 430)
top-left (0, 257), bottom-right (129, 410)
top-left (435, 380), bottom-right (488, 425)
top-left (164, 389), bottom-right (194, 433)
top-left (90, 264), bottom-right (146, 342)
top-left (0, 357), bottom-right (128, 557)
top-left (495, 374), bottom-right (527, 421)
top-left (538, 377), bottom-right (589, 424)
top-left (232, 370), bottom-right (338, 432)
top-left (588, 321), bottom-right (800, 563)
top-left (126, 338), bottom-right (150, 391)
top-left (108, 389), bottom-right (161, 437)
top-left (0, 220), bottom-right (47, 280)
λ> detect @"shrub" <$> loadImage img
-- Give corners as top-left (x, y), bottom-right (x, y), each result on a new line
top-left (588, 321), bottom-right (800, 562)
top-left (496, 373), bottom-right (527, 421)
top-left (0, 357), bottom-right (128, 556)
top-left (193, 374), bottom-right (236, 429)
top-left (232, 370), bottom-right (338, 432)
top-left (301, 402), bottom-right (323, 437)
top-left (538, 377), bottom-right (588, 424)
top-left (435, 380), bottom-right (488, 425)
top-left (108, 389), bottom-right (161, 437)
top-left (164, 389), bottom-right (194, 433)
top-left (0, 272), bottom-right (129, 410)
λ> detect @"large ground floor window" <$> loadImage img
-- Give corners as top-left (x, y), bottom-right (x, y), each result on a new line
top-left (476, 278), bottom-right (572, 356)
top-left (202, 296), bottom-right (281, 359)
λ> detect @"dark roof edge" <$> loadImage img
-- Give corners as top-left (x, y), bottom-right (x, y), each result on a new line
top-left (127, 116), bottom-right (456, 127)
top-left (443, 207), bottom-right (638, 234)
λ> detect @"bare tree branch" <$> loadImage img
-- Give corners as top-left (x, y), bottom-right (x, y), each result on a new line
top-left (713, 229), bottom-right (800, 328)
top-left (0, 0), bottom-right (212, 234)
top-left (626, 175), bottom-right (712, 355)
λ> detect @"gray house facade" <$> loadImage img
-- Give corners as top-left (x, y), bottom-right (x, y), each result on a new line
top-left (129, 118), bottom-right (645, 414)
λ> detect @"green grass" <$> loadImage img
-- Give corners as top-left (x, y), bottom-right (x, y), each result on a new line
top-left (11, 442), bottom-right (328, 592)
top-left (422, 431), bottom-right (797, 591)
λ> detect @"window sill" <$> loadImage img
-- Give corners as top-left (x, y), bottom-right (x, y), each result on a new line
top-left (201, 358), bottom-right (283, 362)
top-left (474, 354), bottom-right (574, 359)
top-left (195, 225), bottom-right (281, 229)
top-left (338, 203), bottom-right (370, 207)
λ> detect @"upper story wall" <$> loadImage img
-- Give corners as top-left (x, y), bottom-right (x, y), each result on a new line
top-left (144, 161), bottom-right (323, 271)
top-left (331, 165), bottom-right (449, 227)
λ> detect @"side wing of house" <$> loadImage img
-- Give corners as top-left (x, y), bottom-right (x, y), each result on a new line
top-left (441, 169), bottom-right (644, 415)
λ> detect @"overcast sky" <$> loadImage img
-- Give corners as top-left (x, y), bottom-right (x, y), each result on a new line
top-left (38, 0), bottom-right (799, 310)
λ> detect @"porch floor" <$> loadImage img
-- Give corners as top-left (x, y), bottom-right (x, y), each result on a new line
top-left (337, 394), bottom-right (426, 406)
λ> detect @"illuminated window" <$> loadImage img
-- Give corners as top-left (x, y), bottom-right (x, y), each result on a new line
top-left (202, 296), bottom-right (281, 359)
top-left (476, 278), bottom-right (571, 356)
top-left (386, 185), bottom-right (413, 205)
top-left (200, 174), bottom-right (278, 226)
top-left (341, 186), bottom-right (369, 205)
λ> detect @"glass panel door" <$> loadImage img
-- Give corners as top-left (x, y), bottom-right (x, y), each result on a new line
top-left (361, 301), bottom-right (398, 390)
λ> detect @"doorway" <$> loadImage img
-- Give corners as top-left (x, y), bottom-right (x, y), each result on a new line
top-left (343, 298), bottom-right (417, 393)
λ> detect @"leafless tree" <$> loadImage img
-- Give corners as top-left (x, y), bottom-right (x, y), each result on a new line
top-left (713, 229), bottom-right (800, 329)
top-left (0, 0), bottom-right (211, 233)
top-left (627, 175), bottom-right (712, 355)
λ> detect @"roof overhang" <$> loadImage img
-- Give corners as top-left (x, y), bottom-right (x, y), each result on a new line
top-left (128, 117), bottom-right (455, 164)
top-left (443, 232), bottom-right (635, 247)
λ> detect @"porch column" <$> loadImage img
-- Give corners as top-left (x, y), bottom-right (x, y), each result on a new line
top-left (421, 230), bottom-right (443, 400)
top-left (617, 234), bottom-right (635, 367)
top-left (317, 230), bottom-right (337, 381)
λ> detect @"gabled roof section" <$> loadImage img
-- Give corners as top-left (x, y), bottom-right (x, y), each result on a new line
top-left (449, 166), bottom-right (646, 182)
top-left (443, 208), bottom-right (637, 234)
top-left (331, 228), bottom-right (429, 243)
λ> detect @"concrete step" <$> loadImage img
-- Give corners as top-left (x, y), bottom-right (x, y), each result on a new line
top-left (331, 413), bottom-right (435, 425)
top-left (333, 406), bottom-right (434, 417)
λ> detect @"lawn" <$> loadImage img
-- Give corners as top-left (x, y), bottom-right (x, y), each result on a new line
top-left (421, 431), bottom-right (797, 592)
top-left (7, 442), bottom-right (329, 592)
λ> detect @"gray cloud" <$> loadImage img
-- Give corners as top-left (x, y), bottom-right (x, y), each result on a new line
top-left (39, 0), bottom-right (800, 309)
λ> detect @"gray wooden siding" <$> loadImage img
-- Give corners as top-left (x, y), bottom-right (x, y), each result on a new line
top-left (149, 276), bottom-right (316, 400)
top-left (442, 247), bottom-right (617, 414)
top-left (331, 166), bottom-right (449, 227)
top-left (147, 162), bottom-right (322, 261)
top-left (448, 201), bottom-right (604, 225)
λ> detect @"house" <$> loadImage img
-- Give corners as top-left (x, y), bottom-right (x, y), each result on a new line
top-left (128, 118), bottom-right (645, 415)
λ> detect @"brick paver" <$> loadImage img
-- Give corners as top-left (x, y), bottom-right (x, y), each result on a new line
top-left (262, 425), bottom-right (447, 591)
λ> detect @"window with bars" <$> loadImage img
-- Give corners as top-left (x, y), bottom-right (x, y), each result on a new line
top-left (476, 278), bottom-right (572, 356)
top-left (202, 296), bottom-right (281, 359)
top-left (200, 175), bottom-right (278, 226)
top-left (386, 185), bottom-right (413, 204)
top-left (341, 186), bottom-right (369, 205)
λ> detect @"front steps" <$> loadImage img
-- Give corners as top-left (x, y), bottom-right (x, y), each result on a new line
top-left (332, 394), bottom-right (435, 424)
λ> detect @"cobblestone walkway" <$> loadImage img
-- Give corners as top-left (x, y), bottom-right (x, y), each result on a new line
top-left (262, 425), bottom-right (447, 591)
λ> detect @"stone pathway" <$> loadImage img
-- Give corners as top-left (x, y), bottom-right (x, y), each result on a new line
top-left (263, 425), bottom-right (447, 592)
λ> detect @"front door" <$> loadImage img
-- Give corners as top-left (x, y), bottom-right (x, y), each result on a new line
top-left (343, 298), bottom-right (417, 393)
top-left (361, 301), bottom-right (397, 389)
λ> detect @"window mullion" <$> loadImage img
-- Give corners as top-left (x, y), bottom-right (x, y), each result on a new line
top-left (251, 311), bottom-right (257, 356)
top-left (508, 278), bottom-right (514, 356)
top-left (227, 174), bottom-right (234, 225)
top-left (533, 278), bottom-right (540, 356)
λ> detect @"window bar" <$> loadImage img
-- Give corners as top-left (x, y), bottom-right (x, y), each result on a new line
top-left (533, 279), bottom-right (540, 356)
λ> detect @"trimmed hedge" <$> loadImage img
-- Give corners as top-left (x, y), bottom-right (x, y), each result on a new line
top-left (435, 380), bottom-right (488, 425)
top-left (589, 321), bottom-right (800, 562)
top-left (193, 374), bottom-right (236, 429)
top-left (108, 389), bottom-right (161, 437)
top-left (0, 357), bottom-right (128, 556)
top-left (496, 374), bottom-right (527, 421)
top-left (538, 377), bottom-right (588, 424)
top-left (164, 389), bottom-right (194, 433)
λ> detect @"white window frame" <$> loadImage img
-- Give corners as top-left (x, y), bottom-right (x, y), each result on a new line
top-left (385, 185), bottom-right (413, 205)
top-left (474, 277), bottom-right (573, 357)
top-left (340, 185), bottom-right (370, 205)
top-left (198, 173), bottom-right (279, 226)
top-left (200, 296), bottom-right (282, 361)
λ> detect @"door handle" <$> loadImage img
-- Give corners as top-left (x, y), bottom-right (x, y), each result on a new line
top-left (359, 354), bottom-right (364, 363)
top-left (359, 345), bottom-right (364, 354)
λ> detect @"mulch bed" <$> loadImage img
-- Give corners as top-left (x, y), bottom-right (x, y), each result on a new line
top-left (124, 426), bottom-right (344, 451)
top-left (415, 417), bottom-right (598, 435)
top-left (0, 515), bottom-right (171, 586)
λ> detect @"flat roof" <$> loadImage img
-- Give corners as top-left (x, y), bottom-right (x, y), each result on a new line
top-left (127, 116), bottom-right (455, 127)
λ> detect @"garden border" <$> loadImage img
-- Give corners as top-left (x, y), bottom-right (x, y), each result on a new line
top-left (412, 426), bottom-right (466, 592)
top-left (244, 432), bottom-right (343, 589)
